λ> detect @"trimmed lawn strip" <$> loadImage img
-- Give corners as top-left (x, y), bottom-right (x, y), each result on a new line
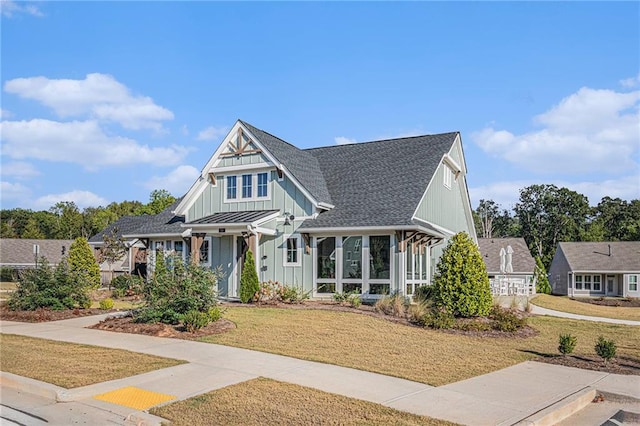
top-left (151, 377), bottom-right (456, 426)
top-left (0, 334), bottom-right (185, 388)
top-left (531, 294), bottom-right (640, 321)
top-left (200, 307), bottom-right (640, 386)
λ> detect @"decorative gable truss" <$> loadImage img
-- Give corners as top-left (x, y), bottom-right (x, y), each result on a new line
top-left (220, 127), bottom-right (263, 158)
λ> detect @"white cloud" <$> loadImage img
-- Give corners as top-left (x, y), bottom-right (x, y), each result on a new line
top-left (143, 165), bottom-right (199, 195)
top-left (1, 109), bottom-right (13, 119)
top-left (1, 0), bottom-right (43, 18)
top-left (0, 180), bottom-right (32, 202)
top-left (1, 161), bottom-right (40, 179)
top-left (620, 73), bottom-right (640, 88)
top-left (4, 73), bottom-right (173, 130)
top-left (33, 190), bottom-right (108, 210)
top-left (335, 136), bottom-right (358, 145)
top-left (472, 87), bottom-right (640, 175)
top-left (469, 175), bottom-right (640, 209)
top-left (196, 125), bottom-right (228, 141)
top-left (0, 119), bottom-right (189, 169)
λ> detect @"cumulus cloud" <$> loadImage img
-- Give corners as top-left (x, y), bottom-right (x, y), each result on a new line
top-left (620, 73), bottom-right (640, 88)
top-left (469, 175), bottom-right (639, 209)
top-left (143, 165), bottom-right (199, 195)
top-left (1, 0), bottom-right (43, 18)
top-left (0, 180), bottom-right (32, 202)
top-left (0, 119), bottom-right (188, 169)
top-left (335, 136), bottom-right (358, 145)
top-left (4, 73), bottom-right (173, 130)
top-left (1, 161), bottom-right (41, 179)
top-left (196, 125), bottom-right (228, 141)
top-left (472, 87), bottom-right (640, 175)
top-left (33, 190), bottom-right (108, 210)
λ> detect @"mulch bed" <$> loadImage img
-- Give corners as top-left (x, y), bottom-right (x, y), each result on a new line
top-left (572, 297), bottom-right (640, 308)
top-left (0, 305), bottom-right (117, 322)
top-left (89, 315), bottom-right (237, 339)
top-left (535, 354), bottom-right (640, 376)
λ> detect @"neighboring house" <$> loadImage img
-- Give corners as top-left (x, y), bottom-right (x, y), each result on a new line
top-left (93, 120), bottom-right (477, 299)
top-left (0, 239), bottom-right (75, 272)
top-left (477, 238), bottom-right (537, 295)
top-left (549, 241), bottom-right (640, 298)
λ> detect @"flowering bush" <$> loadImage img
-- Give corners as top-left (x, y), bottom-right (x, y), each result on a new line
top-left (254, 280), bottom-right (285, 303)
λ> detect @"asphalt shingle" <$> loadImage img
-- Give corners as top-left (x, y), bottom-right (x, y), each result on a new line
top-left (557, 241), bottom-right (640, 272)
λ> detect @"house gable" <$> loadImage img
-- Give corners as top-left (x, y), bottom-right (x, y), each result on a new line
top-left (412, 134), bottom-right (476, 241)
top-left (175, 120), bottom-right (321, 222)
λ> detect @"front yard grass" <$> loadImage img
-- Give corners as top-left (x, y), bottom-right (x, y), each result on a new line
top-left (0, 334), bottom-right (185, 388)
top-left (200, 307), bottom-right (640, 386)
top-left (151, 377), bottom-right (456, 426)
top-left (531, 294), bottom-right (640, 321)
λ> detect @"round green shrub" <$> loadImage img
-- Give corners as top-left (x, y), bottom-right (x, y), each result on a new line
top-left (183, 309), bottom-right (210, 332)
top-left (100, 298), bottom-right (114, 310)
top-left (594, 336), bottom-right (616, 363)
top-left (558, 333), bottom-right (577, 355)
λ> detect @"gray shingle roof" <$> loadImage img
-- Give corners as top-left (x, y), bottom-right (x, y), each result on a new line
top-left (477, 238), bottom-right (536, 274)
top-left (88, 215), bottom-right (147, 243)
top-left (240, 121), bottom-right (333, 205)
top-left (558, 241), bottom-right (640, 272)
top-left (300, 132), bottom-right (459, 229)
top-left (188, 210), bottom-right (279, 225)
top-left (123, 198), bottom-right (185, 237)
top-left (0, 239), bottom-right (75, 268)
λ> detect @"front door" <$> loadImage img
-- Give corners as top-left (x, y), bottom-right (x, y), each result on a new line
top-left (606, 275), bottom-right (617, 296)
top-left (235, 236), bottom-right (248, 297)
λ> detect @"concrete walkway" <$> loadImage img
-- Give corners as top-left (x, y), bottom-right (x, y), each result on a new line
top-left (1, 314), bottom-right (639, 425)
top-left (530, 304), bottom-right (640, 326)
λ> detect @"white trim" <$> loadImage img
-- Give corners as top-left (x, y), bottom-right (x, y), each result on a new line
top-left (253, 226), bottom-right (277, 236)
top-left (213, 163), bottom-right (275, 174)
top-left (122, 233), bottom-right (183, 239)
top-left (318, 202), bottom-right (335, 210)
top-left (443, 153), bottom-right (462, 175)
top-left (283, 234), bottom-right (302, 267)
top-left (300, 225), bottom-right (445, 235)
top-left (223, 171), bottom-right (271, 203)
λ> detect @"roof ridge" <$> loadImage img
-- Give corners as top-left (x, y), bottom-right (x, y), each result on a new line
top-left (303, 131), bottom-right (459, 152)
top-left (239, 120), bottom-right (302, 151)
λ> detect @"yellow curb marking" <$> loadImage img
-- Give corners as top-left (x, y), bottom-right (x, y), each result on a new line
top-left (93, 386), bottom-right (176, 410)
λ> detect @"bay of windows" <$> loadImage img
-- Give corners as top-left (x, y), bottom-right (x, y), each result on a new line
top-left (225, 172), bottom-right (270, 202)
top-left (575, 274), bottom-right (602, 292)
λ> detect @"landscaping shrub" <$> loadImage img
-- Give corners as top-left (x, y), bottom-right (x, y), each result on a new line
top-left (1, 267), bottom-right (17, 282)
top-left (433, 232), bottom-right (492, 317)
top-left (208, 306), bottom-right (222, 322)
top-left (374, 293), bottom-right (406, 317)
top-left (349, 294), bottom-right (362, 308)
top-left (406, 302), bottom-right (430, 325)
top-left (111, 274), bottom-right (143, 297)
top-left (68, 237), bottom-right (101, 290)
top-left (255, 280), bottom-right (285, 303)
top-left (534, 257), bottom-right (551, 294)
top-left (135, 257), bottom-right (220, 325)
top-left (183, 309), bottom-right (211, 332)
top-left (239, 251), bottom-right (259, 303)
top-left (99, 298), bottom-right (114, 310)
top-left (413, 285), bottom-right (437, 304)
top-left (422, 308), bottom-right (455, 329)
top-left (558, 333), bottom-right (577, 355)
top-left (281, 285), bottom-right (310, 304)
top-left (489, 306), bottom-right (526, 332)
top-left (8, 258), bottom-right (92, 311)
top-left (594, 336), bottom-right (616, 364)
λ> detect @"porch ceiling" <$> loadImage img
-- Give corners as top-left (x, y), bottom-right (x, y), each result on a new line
top-left (187, 210), bottom-right (279, 226)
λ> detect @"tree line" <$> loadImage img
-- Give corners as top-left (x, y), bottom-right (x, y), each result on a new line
top-left (0, 190), bottom-right (176, 241)
top-left (473, 184), bottom-right (640, 268)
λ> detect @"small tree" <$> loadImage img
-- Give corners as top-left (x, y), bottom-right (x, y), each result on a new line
top-left (433, 232), bottom-right (492, 317)
top-left (558, 333), bottom-right (577, 355)
top-left (101, 227), bottom-right (127, 288)
top-left (239, 250), bottom-right (259, 303)
top-left (534, 256), bottom-right (551, 294)
top-left (68, 237), bottom-right (101, 289)
top-left (595, 336), bottom-right (616, 364)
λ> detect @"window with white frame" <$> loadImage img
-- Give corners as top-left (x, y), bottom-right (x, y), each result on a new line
top-left (224, 172), bottom-right (270, 202)
top-left (575, 274), bottom-right (603, 292)
top-left (630, 275), bottom-right (638, 292)
top-left (575, 274), bottom-right (582, 290)
top-left (593, 275), bottom-right (601, 291)
top-left (284, 235), bottom-right (301, 266)
top-left (443, 165), bottom-right (454, 189)
top-left (199, 239), bottom-right (211, 266)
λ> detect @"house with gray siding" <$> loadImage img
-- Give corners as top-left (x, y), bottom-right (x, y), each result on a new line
top-left (95, 120), bottom-right (477, 299)
top-left (477, 238), bottom-right (537, 295)
top-left (549, 241), bottom-right (640, 298)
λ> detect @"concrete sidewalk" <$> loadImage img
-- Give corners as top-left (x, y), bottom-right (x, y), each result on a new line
top-left (1, 315), bottom-right (639, 425)
top-left (530, 304), bottom-right (640, 326)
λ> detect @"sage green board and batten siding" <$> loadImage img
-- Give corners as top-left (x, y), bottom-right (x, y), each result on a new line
top-left (258, 226), bottom-right (313, 291)
top-left (187, 171), bottom-right (315, 221)
top-left (210, 236), bottom-right (234, 297)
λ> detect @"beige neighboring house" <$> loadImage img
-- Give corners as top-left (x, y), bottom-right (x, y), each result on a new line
top-left (549, 241), bottom-right (640, 298)
top-left (0, 239), bottom-right (75, 273)
top-left (477, 238), bottom-right (537, 296)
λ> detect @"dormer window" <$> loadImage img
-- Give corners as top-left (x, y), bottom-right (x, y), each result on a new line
top-left (443, 165), bottom-right (454, 189)
top-left (224, 171), bottom-right (271, 202)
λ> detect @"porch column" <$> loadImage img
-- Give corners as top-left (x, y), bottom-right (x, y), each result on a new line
top-left (191, 234), bottom-right (205, 264)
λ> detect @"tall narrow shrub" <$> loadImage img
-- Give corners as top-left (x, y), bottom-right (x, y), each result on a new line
top-left (535, 256), bottom-right (551, 294)
top-left (433, 232), bottom-right (492, 317)
top-left (68, 237), bottom-right (101, 289)
top-left (239, 250), bottom-right (259, 303)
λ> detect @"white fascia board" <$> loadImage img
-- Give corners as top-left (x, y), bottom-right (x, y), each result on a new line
top-left (571, 270), bottom-right (640, 274)
top-left (251, 211), bottom-right (281, 227)
top-left (318, 202), bottom-right (335, 210)
top-left (213, 163), bottom-right (276, 174)
top-left (122, 233), bottom-right (184, 239)
top-left (412, 218), bottom-right (455, 237)
top-left (252, 226), bottom-right (277, 236)
top-left (299, 225), bottom-right (444, 236)
top-left (443, 153), bottom-right (462, 175)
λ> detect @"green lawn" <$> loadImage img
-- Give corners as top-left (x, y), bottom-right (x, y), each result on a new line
top-left (200, 307), bottom-right (640, 386)
top-left (531, 294), bottom-right (640, 321)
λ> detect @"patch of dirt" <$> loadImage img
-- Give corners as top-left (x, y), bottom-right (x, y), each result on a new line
top-left (90, 315), bottom-right (236, 339)
top-left (0, 304), bottom-right (117, 322)
top-left (535, 354), bottom-right (640, 376)
top-left (572, 297), bottom-right (640, 308)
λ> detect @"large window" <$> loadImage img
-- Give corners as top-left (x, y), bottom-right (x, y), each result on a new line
top-left (630, 275), bottom-right (638, 292)
top-left (406, 242), bottom-right (430, 295)
top-left (369, 235), bottom-right (390, 295)
top-left (317, 237), bottom-right (336, 293)
top-left (284, 235), bottom-right (301, 266)
top-left (575, 274), bottom-right (603, 292)
top-left (225, 172), bottom-right (270, 202)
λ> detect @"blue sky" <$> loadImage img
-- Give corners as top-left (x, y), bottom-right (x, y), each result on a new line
top-left (1, 1), bottom-right (638, 212)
